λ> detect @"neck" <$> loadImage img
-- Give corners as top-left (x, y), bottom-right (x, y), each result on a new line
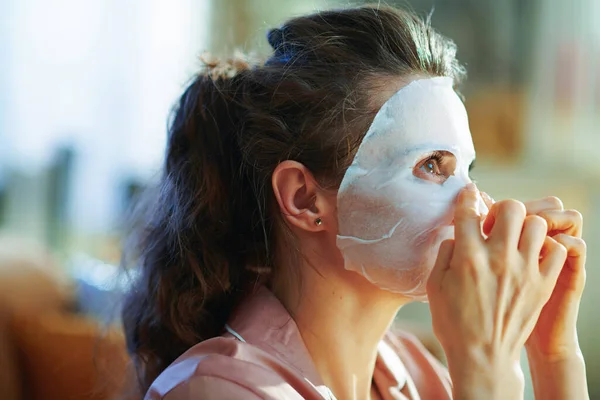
top-left (274, 245), bottom-right (408, 399)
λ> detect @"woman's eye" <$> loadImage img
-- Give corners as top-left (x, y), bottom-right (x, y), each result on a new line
top-left (421, 159), bottom-right (441, 175)
top-left (413, 151), bottom-right (457, 184)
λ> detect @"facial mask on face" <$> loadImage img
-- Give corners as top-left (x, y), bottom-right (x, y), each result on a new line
top-left (336, 77), bottom-right (488, 299)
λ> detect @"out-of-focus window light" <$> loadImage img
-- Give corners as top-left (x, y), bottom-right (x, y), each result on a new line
top-left (1, 0), bottom-right (210, 232)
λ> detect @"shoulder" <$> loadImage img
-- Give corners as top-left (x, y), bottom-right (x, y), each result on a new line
top-left (144, 337), bottom-right (310, 400)
top-left (144, 338), bottom-right (267, 399)
top-left (148, 375), bottom-right (261, 400)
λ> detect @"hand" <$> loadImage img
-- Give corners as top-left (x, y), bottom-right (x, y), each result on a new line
top-left (482, 195), bottom-right (587, 362)
top-left (427, 184), bottom-right (568, 400)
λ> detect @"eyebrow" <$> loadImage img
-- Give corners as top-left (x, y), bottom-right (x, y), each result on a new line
top-left (402, 143), bottom-right (477, 166)
top-left (402, 143), bottom-right (454, 155)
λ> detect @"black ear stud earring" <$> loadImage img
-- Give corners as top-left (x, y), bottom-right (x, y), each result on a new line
top-left (315, 217), bottom-right (322, 226)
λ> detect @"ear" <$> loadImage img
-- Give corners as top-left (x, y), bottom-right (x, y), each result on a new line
top-left (272, 160), bottom-right (335, 233)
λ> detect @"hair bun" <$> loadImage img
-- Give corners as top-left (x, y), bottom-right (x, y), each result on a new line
top-left (266, 26), bottom-right (299, 65)
top-left (267, 27), bottom-right (284, 51)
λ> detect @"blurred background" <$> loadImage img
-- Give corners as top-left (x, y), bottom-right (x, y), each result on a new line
top-left (0, 0), bottom-right (598, 399)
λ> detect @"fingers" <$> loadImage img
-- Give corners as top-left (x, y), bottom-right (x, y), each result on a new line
top-left (484, 196), bottom-right (563, 236)
top-left (552, 234), bottom-right (587, 273)
top-left (539, 209), bottom-right (583, 238)
top-left (523, 196), bottom-right (564, 215)
top-left (427, 239), bottom-right (455, 293)
top-left (539, 236), bottom-right (568, 281)
top-left (485, 199), bottom-right (527, 249)
top-left (453, 184), bottom-right (485, 250)
top-left (518, 215), bottom-right (548, 258)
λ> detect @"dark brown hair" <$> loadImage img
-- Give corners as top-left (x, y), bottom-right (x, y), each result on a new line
top-left (121, 4), bottom-right (464, 393)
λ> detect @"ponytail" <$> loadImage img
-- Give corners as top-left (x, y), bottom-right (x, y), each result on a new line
top-left (122, 63), bottom-right (270, 391)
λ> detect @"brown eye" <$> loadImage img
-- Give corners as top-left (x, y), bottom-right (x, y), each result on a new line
top-left (413, 151), bottom-right (457, 184)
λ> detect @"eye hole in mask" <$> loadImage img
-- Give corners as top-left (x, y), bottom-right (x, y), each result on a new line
top-left (413, 150), bottom-right (457, 184)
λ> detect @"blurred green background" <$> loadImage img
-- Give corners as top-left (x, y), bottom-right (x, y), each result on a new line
top-left (0, 0), bottom-right (598, 399)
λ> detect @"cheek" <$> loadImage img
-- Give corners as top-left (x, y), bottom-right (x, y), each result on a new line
top-left (391, 176), bottom-right (464, 230)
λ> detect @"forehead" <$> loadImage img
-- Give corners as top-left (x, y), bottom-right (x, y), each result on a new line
top-left (368, 77), bottom-right (475, 158)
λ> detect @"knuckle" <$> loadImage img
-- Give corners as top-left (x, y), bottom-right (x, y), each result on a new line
top-left (453, 249), bottom-right (485, 271)
top-left (455, 206), bottom-right (480, 221)
top-left (554, 242), bottom-right (568, 258)
top-left (545, 196), bottom-right (564, 209)
top-left (489, 247), bottom-right (511, 270)
top-left (497, 199), bottom-right (526, 218)
top-left (549, 234), bottom-right (567, 249)
top-left (519, 266), bottom-right (533, 286)
top-left (565, 209), bottom-right (583, 225)
top-left (573, 237), bottom-right (587, 253)
top-left (553, 232), bottom-right (568, 241)
top-left (489, 240), bottom-right (507, 256)
top-left (472, 251), bottom-right (488, 268)
top-left (525, 215), bottom-right (548, 231)
top-left (455, 237), bottom-right (480, 255)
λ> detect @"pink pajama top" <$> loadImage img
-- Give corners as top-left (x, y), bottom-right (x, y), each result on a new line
top-left (145, 287), bottom-right (452, 399)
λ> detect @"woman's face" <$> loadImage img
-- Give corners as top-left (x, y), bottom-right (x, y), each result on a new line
top-left (335, 77), bottom-right (484, 298)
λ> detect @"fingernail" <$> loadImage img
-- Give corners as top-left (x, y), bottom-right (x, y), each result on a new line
top-left (465, 183), bottom-right (478, 192)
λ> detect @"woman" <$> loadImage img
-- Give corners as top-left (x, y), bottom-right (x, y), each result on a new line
top-left (122, 5), bottom-right (588, 399)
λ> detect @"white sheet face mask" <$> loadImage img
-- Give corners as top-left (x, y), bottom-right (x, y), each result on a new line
top-left (336, 77), bottom-right (487, 299)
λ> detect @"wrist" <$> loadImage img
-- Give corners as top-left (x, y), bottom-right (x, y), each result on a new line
top-left (526, 338), bottom-right (583, 365)
top-left (528, 350), bottom-right (589, 400)
top-left (447, 350), bottom-right (524, 400)
top-left (528, 347), bottom-right (586, 375)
